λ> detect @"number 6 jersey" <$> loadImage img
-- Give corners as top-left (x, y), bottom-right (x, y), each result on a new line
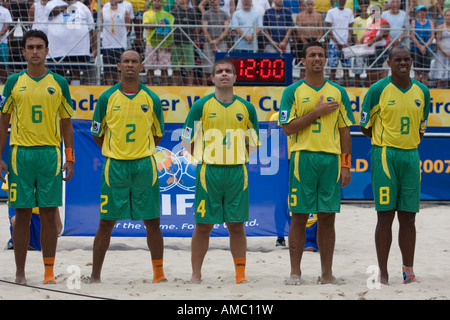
top-left (1, 70), bottom-right (73, 147)
top-left (360, 76), bottom-right (430, 149)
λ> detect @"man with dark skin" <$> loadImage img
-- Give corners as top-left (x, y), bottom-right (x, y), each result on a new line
top-left (360, 45), bottom-right (430, 285)
top-left (90, 50), bottom-right (166, 284)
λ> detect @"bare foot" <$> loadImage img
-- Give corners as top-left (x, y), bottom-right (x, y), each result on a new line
top-left (89, 276), bottom-right (101, 284)
top-left (318, 275), bottom-right (344, 285)
top-left (15, 276), bottom-right (27, 285)
top-left (286, 274), bottom-right (301, 285)
top-left (189, 275), bottom-right (201, 284)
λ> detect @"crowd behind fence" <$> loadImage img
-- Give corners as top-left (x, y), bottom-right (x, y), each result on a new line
top-left (0, 0), bottom-right (449, 88)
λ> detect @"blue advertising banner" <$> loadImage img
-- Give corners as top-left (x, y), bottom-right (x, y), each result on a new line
top-left (63, 120), bottom-right (291, 237)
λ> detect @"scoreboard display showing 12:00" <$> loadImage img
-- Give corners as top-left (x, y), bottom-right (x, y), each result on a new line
top-left (215, 52), bottom-right (293, 86)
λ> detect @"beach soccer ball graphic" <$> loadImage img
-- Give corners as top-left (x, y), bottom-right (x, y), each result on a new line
top-left (176, 149), bottom-right (198, 192)
top-left (154, 147), bottom-right (182, 192)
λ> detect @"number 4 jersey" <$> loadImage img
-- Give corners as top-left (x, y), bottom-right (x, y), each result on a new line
top-left (1, 70), bottom-right (73, 147)
top-left (91, 83), bottom-right (164, 160)
top-left (360, 76), bottom-right (430, 149)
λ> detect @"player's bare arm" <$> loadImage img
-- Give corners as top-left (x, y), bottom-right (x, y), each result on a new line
top-left (61, 118), bottom-right (75, 181)
top-left (154, 136), bottom-right (163, 147)
top-left (93, 135), bottom-right (104, 149)
top-left (339, 126), bottom-right (352, 187)
top-left (0, 112), bottom-right (11, 183)
top-left (360, 126), bottom-right (372, 139)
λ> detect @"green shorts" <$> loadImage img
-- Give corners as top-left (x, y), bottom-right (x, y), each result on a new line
top-left (100, 156), bottom-right (160, 221)
top-left (194, 163), bottom-right (249, 224)
top-left (289, 150), bottom-right (341, 214)
top-left (8, 145), bottom-right (62, 208)
top-left (371, 146), bottom-right (421, 213)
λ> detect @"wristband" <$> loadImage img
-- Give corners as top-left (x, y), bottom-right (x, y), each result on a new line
top-left (341, 153), bottom-right (351, 168)
top-left (65, 148), bottom-right (75, 163)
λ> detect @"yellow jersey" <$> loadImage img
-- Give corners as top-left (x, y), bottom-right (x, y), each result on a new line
top-left (182, 93), bottom-right (260, 165)
top-left (360, 76), bottom-right (430, 149)
top-left (91, 83), bottom-right (164, 160)
top-left (279, 79), bottom-right (355, 155)
top-left (1, 70), bottom-right (73, 147)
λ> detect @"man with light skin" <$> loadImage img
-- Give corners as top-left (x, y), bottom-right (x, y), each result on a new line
top-left (231, 0), bottom-right (263, 52)
top-left (182, 59), bottom-right (260, 284)
top-left (0, 30), bottom-right (74, 285)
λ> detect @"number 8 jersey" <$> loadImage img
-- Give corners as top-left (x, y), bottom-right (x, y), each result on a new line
top-left (360, 76), bottom-right (430, 149)
top-left (91, 83), bottom-right (164, 160)
top-left (1, 70), bottom-right (73, 147)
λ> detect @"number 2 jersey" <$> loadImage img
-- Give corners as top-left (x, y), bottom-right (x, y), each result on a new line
top-left (1, 70), bottom-right (73, 147)
top-left (91, 83), bottom-right (164, 160)
top-left (360, 76), bottom-right (430, 149)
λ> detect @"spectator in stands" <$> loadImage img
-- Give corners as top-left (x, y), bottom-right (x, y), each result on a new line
top-left (29, 0), bottom-right (49, 35)
top-left (236, 0), bottom-right (270, 17)
top-left (198, 0), bottom-right (235, 17)
top-left (142, 0), bottom-right (174, 85)
top-left (46, 0), bottom-right (97, 85)
top-left (325, 0), bottom-right (354, 87)
top-left (435, 8), bottom-right (450, 88)
top-left (314, 0), bottom-right (332, 19)
top-left (201, 0), bottom-right (230, 84)
top-left (295, 0), bottom-right (324, 78)
top-left (171, 0), bottom-right (200, 85)
top-left (230, 0), bottom-right (263, 52)
top-left (411, 5), bottom-right (435, 86)
top-left (352, 0), bottom-right (370, 86)
top-left (101, 0), bottom-right (131, 85)
top-left (263, 0), bottom-right (294, 53)
top-left (0, 1), bottom-right (11, 84)
top-left (409, 0), bottom-right (438, 21)
top-left (363, 5), bottom-right (390, 85)
top-left (381, 0), bottom-right (407, 46)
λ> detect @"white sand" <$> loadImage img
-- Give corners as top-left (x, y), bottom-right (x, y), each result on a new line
top-left (0, 202), bottom-right (449, 300)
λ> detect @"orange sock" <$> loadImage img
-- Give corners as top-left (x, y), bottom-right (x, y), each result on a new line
top-left (43, 257), bottom-right (56, 284)
top-left (152, 259), bottom-right (167, 283)
top-left (234, 257), bottom-right (247, 284)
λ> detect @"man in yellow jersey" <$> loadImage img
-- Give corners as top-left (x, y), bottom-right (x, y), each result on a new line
top-left (0, 30), bottom-right (75, 285)
top-left (279, 41), bottom-right (355, 285)
top-left (360, 45), bottom-right (430, 285)
top-left (90, 50), bottom-right (166, 283)
top-left (182, 59), bottom-right (260, 284)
